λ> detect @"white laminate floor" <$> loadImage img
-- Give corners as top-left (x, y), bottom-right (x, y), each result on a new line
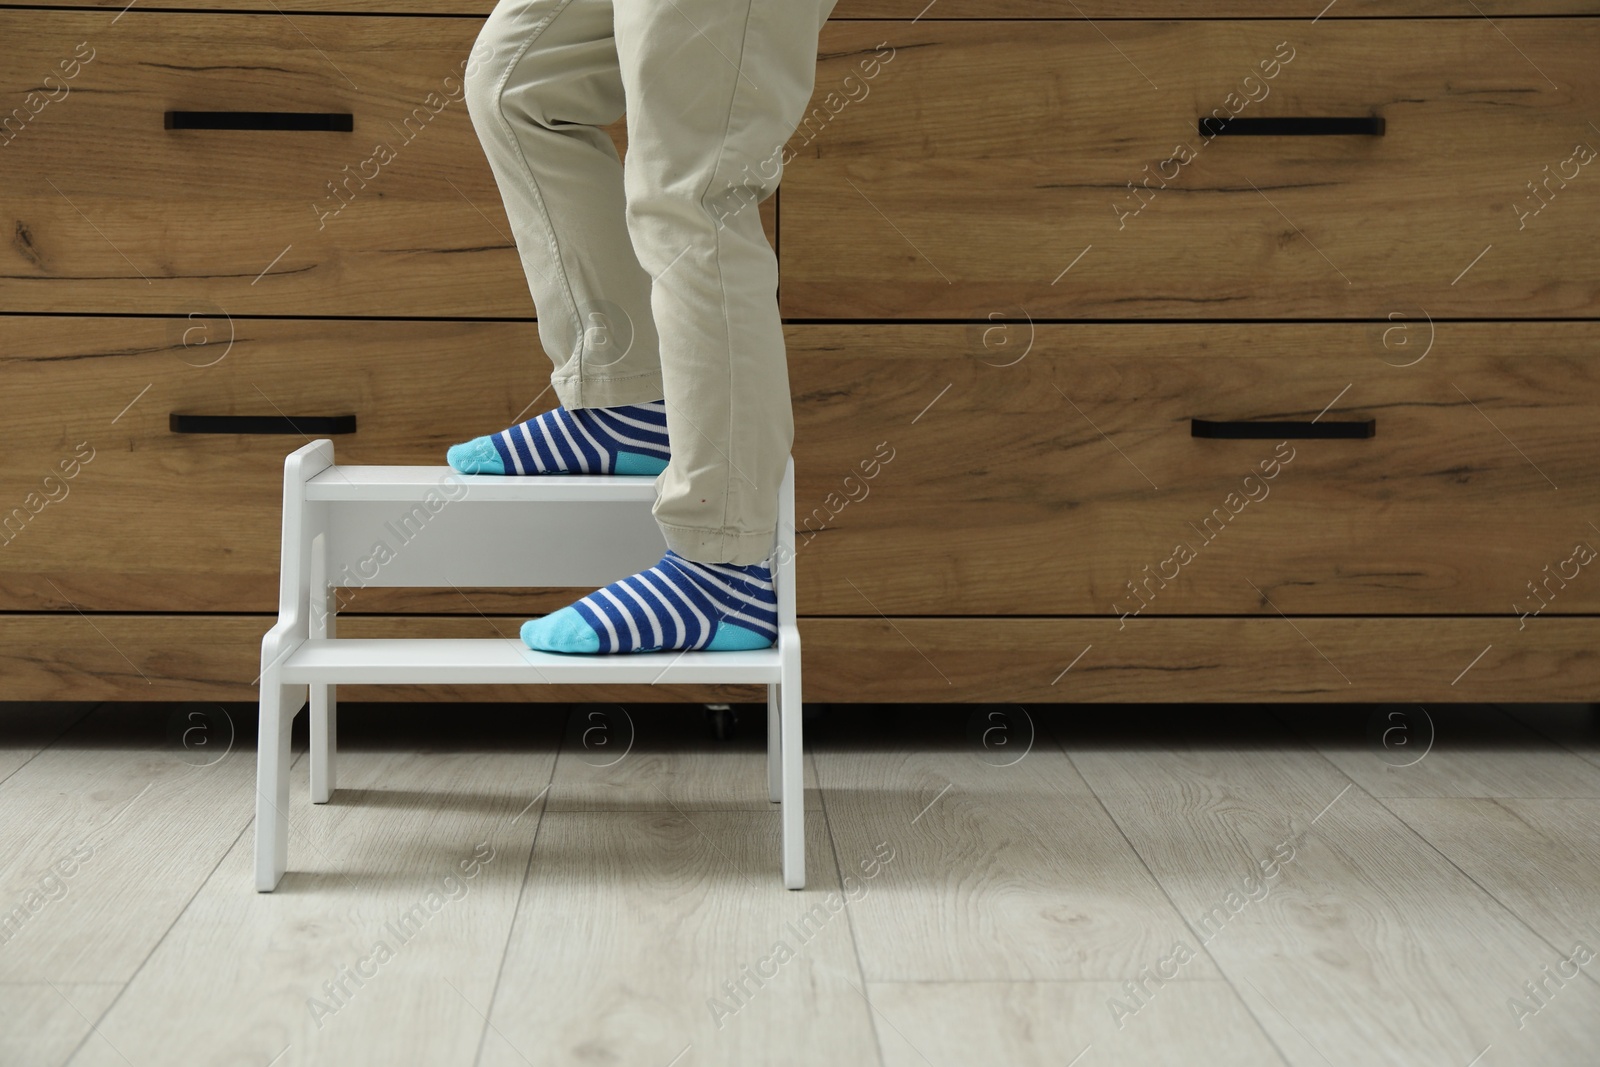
top-left (1, 700), bottom-right (1596, 1067)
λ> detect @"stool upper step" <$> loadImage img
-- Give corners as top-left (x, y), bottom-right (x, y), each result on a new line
top-left (280, 637), bottom-right (786, 685)
top-left (304, 465), bottom-right (659, 503)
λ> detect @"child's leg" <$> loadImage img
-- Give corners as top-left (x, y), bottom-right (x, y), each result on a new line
top-left (611, 0), bottom-right (839, 567)
top-left (521, 0), bottom-right (837, 654)
top-left (458, 0), bottom-right (664, 437)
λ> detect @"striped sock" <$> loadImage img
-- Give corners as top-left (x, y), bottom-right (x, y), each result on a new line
top-left (447, 400), bottom-right (670, 476)
top-left (522, 549), bottom-right (778, 654)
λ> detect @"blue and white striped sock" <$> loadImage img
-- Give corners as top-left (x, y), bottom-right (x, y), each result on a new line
top-left (522, 549), bottom-right (778, 654)
top-left (447, 400), bottom-right (670, 476)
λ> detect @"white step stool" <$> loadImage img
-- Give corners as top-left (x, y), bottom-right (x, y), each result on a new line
top-left (255, 439), bottom-right (805, 891)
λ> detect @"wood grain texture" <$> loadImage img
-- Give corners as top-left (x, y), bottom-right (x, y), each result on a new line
top-left (0, 11), bottom-right (773, 317)
top-left (0, 704), bottom-right (1595, 1065)
top-left (546, 704), bottom-right (823, 811)
top-left (782, 20), bottom-right (1600, 319)
top-left (63, 704), bottom-right (561, 1067)
top-left (0, 983), bottom-right (123, 1067)
top-left (1, 315), bottom-right (551, 613)
top-left (0, 614), bottom-right (769, 702)
top-left (3, 614), bottom-right (1598, 703)
top-left (13, 0), bottom-right (1599, 15)
top-left (869, 980), bottom-right (1284, 1067)
top-left (840, 0), bottom-right (1600, 12)
top-left (1059, 709), bottom-right (1600, 1065)
top-left (0, 702), bottom-right (266, 983)
top-left (797, 617), bottom-right (1600, 703)
top-left (479, 810), bottom-right (879, 1067)
top-left (813, 711), bottom-right (1218, 981)
top-left (784, 322), bottom-right (1600, 616)
top-left (1381, 796), bottom-right (1600, 951)
top-left (8, 319), bottom-right (1599, 619)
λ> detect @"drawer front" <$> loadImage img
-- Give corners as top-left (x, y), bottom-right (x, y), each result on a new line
top-left (7, 318), bottom-right (1598, 618)
top-left (13, 2), bottom-right (1598, 16)
top-left (784, 322), bottom-right (1600, 617)
top-left (1, 315), bottom-right (554, 612)
top-left (2, 614), bottom-right (1594, 703)
top-left (780, 19), bottom-right (1600, 319)
top-left (0, 13), bottom-right (772, 317)
top-left (839, 0), bottom-right (1600, 11)
top-left (0, 614), bottom-right (767, 702)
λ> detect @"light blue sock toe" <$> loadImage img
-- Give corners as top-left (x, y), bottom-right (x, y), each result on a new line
top-left (521, 607), bottom-right (602, 654)
top-left (613, 450), bottom-right (669, 476)
top-left (705, 621), bottom-right (774, 651)
top-left (447, 436), bottom-right (505, 475)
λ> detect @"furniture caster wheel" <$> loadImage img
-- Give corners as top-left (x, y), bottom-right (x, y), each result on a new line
top-left (705, 703), bottom-right (738, 740)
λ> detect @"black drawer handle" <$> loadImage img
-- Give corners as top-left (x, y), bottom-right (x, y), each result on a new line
top-left (164, 111), bottom-right (353, 132)
top-left (170, 413), bottom-right (358, 434)
top-left (1199, 116), bottom-right (1385, 137)
top-left (1192, 418), bottom-right (1374, 439)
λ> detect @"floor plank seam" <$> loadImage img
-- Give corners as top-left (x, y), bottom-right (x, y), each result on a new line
top-left (1047, 722), bottom-right (1297, 1067)
top-left (59, 813), bottom-right (254, 1067)
top-left (815, 753), bottom-right (891, 1067)
top-left (1368, 789), bottom-right (1600, 991)
top-left (469, 702), bottom-right (565, 1067)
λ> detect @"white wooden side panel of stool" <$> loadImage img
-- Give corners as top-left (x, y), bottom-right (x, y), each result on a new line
top-left (256, 441), bottom-right (804, 892)
top-left (255, 440), bottom-right (330, 892)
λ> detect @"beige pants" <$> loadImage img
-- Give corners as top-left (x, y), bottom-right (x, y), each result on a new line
top-left (464, 0), bottom-right (837, 565)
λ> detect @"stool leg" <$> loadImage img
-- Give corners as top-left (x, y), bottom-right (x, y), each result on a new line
top-left (309, 686), bottom-right (336, 804)
top-left (309, 563), bottom-right (337, 804)
top-left (766, 683), bottom-right (781, 804)
top-left (255, 677), bottom-right (298, 891)
top-left (781, 651), bottom-right (805, 890)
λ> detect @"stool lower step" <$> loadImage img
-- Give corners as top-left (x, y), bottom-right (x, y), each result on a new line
top-left (280, 637), bottom-right (786, 685)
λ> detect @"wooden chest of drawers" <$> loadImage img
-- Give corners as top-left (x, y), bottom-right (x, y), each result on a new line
top-left (783, 20), bottom-right (1600, 319)
top-left (3, 3), bottom-right (1597, 704)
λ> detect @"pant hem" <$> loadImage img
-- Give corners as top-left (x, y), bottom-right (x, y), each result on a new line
top-left (658, 520), bottom-right (776, 567)
top-left (551, 370), bottom-right (665, 410)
